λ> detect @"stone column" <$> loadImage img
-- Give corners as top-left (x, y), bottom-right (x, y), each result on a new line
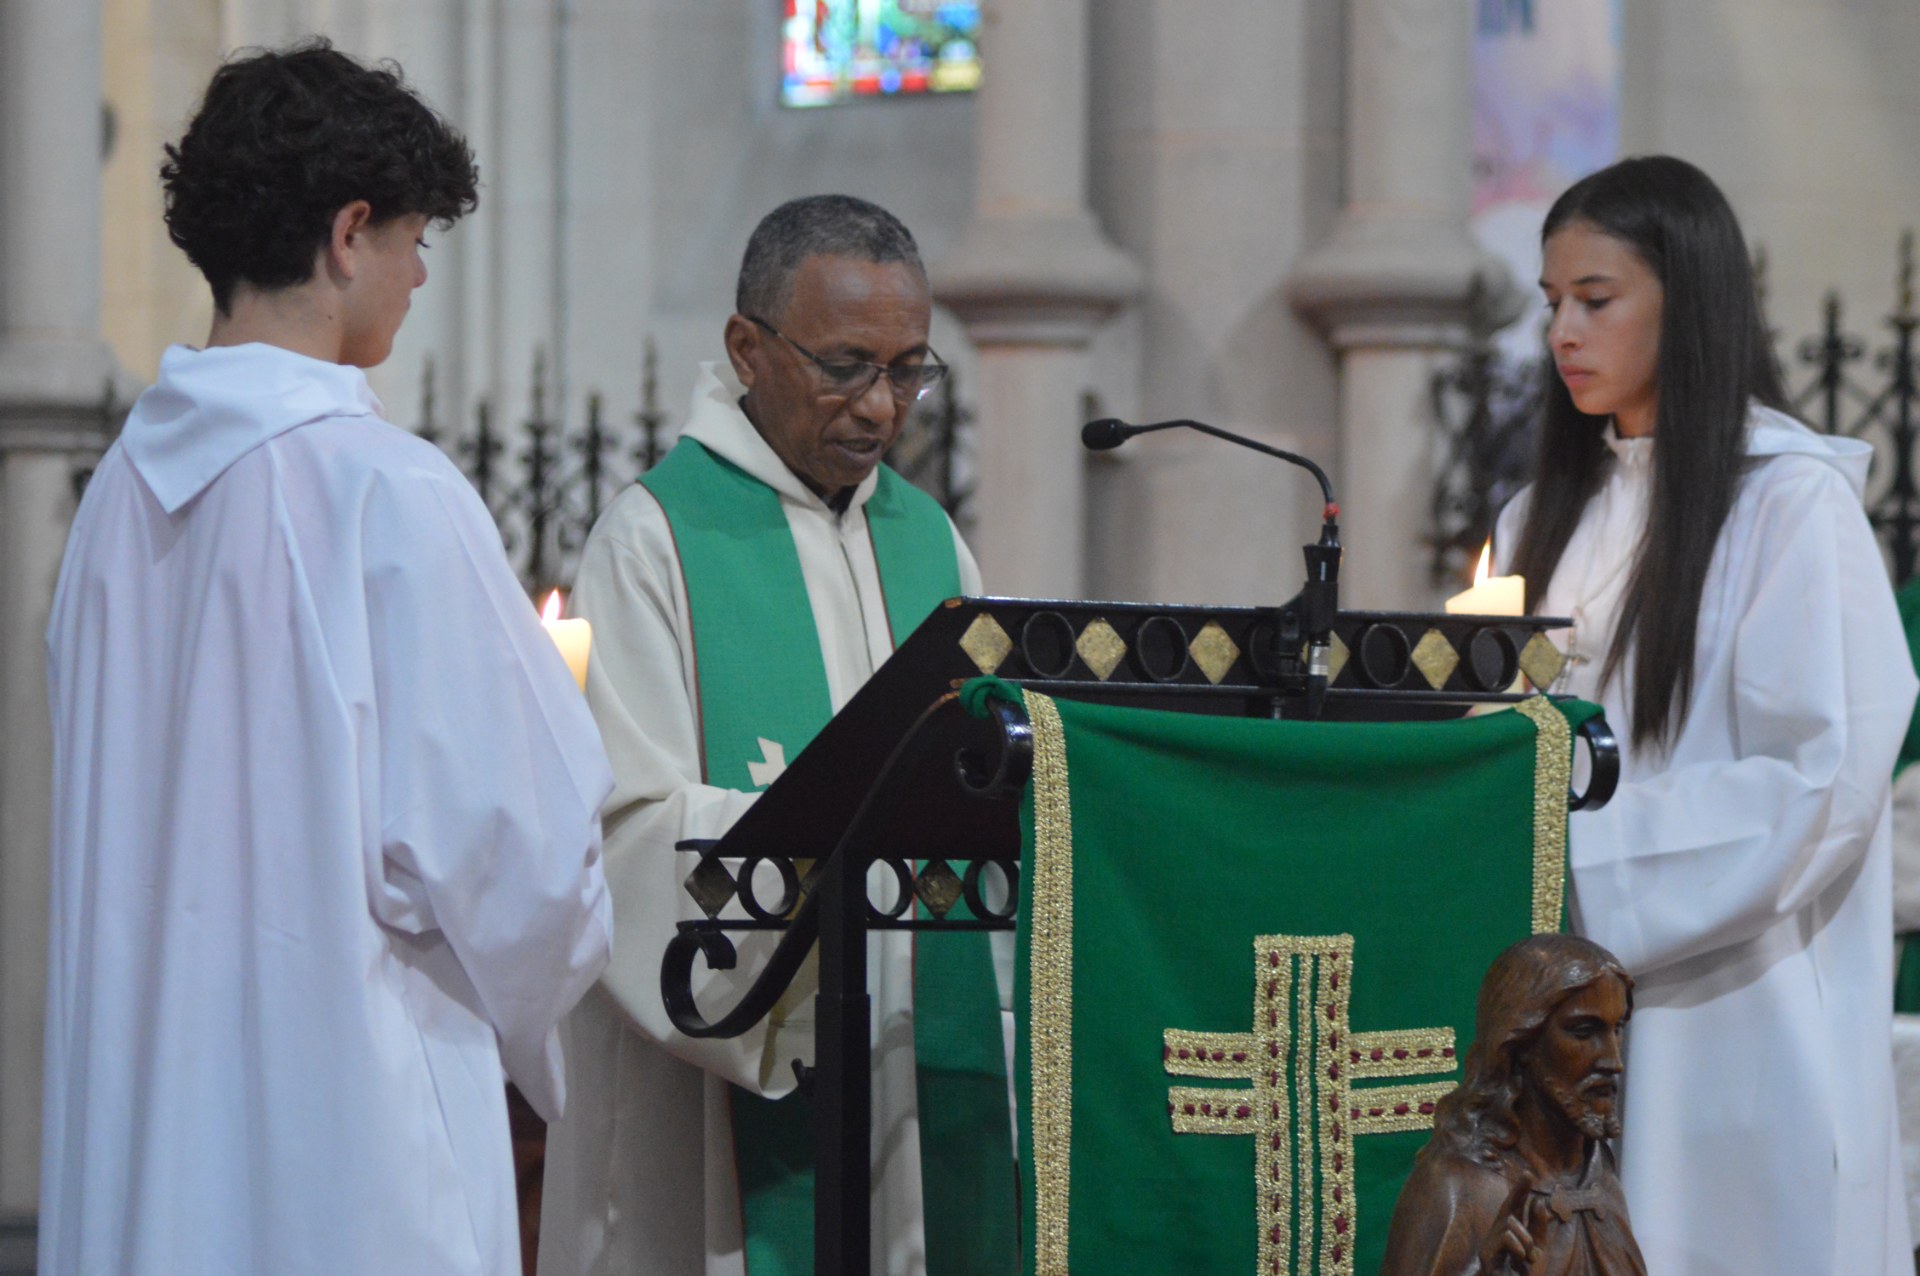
top-left (1289, 0), bottom-right (1517, 611)
top-left (933, 0), bottom-right (1139, 600)
top-left (0, 0), bottom-right (128, 1232)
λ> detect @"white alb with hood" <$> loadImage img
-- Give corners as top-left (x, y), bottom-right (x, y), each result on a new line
top-left (1495, 404), bottom-right (1917, 1275)
top-left (40, 342), bottom-right (614, 1276)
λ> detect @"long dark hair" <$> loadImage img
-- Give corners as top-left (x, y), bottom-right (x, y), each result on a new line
top-left (1509, 156), bottom-right (1788, 751)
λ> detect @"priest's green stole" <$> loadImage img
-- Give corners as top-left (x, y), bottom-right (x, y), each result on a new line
top-left (642, 437), bottom-right (1013, 1274)
top-left (640, 438), bottom-right (961, 789)
top-left (968, 681), bottom-right (1598, 1276)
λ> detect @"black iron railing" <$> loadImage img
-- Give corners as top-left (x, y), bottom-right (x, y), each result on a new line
top-left (415, 341), bottom-right (975, 595)
top-left (1429, 233), bottom-right (1920, 590)
top-left (1786, 233), bottom-right (1920, 583)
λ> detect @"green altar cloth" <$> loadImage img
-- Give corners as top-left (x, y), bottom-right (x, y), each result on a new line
top-left (978, 683), bottom-right (1598, 1276)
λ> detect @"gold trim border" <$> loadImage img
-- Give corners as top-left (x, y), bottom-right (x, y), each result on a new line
top-left (1349, 1081), bottom-right (1458, 1136)
top-left (1514, 696), bottom-right (1572, 933)
top-left (1025, 691), bottom-right (1075, 1275)
top-left (1347, 1028), bottom-right (1457, 1080)
top-left (1167, 1085), bottom-right (1258, 1134)
top-left (1163, 1029), bottom-right (1257, 1078)
top-left (1291, 946), bottom-right (1315, 1274)
top-left (1316, 944), bottom-right (1357, 1276)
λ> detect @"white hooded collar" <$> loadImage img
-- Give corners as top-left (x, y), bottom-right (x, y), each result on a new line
top-left (1597, 403), bottom-right (1873, 499)
top-left (122, 343), bottom-right (384, 514)
top-left (1744, 402), bottom-right (1874, 498)
top-left (678, 362), bottom-right (881, 516)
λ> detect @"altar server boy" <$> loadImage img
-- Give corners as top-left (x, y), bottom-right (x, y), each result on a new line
top-left (39, 41), bottom-right (613, 1276)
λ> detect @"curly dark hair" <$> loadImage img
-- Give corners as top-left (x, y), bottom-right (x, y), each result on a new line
top-left (161, 39), bottom-right (478, 313)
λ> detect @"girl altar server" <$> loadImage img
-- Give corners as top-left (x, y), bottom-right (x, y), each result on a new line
top-left (1495, 155), bottom-right (1915, 1274)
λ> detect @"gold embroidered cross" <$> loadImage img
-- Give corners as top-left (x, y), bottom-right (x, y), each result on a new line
top-left (1163, 934), bottom-right (1458, 1276)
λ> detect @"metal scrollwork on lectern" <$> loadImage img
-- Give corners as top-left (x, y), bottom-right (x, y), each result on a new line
top-left (1570, 713), bottom-right (1620, 812)
top-left (659, 691), bottom-right (1033, 1039)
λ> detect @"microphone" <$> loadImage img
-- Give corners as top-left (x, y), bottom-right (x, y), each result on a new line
top-left (1082, 417), bottom-right (1342, 715)
top-left (1081, 419), bottom-right (1336, 515)
top-left (1079, 418), bottom-right (1134, 451)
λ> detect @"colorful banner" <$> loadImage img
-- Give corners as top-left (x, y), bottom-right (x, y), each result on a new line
top-left (994, 687), bottom-right (1598, 1275)
top-left (1474, 0), bottom-right (1623, 357)
top-left (781, 0), bottom-right (981, 107)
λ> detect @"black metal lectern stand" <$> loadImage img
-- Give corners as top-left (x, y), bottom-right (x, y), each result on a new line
top-left (658, 595), bottom-right (1618, 1273)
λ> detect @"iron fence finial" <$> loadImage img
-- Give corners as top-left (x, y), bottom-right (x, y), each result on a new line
top-left (1901, 231), bottom-right (1916, 322)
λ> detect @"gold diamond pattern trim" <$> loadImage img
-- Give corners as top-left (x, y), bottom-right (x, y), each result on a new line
top-left (1410, 628), bottom-right (1460, 690)
top-left (1188, 621), bottom-right (1241, 685)
top-left (913, 860), bottom-right (964, 920)
top-left (1075, 618), bottom-right (1127, 681)
top-left (1302, 631), bottom-right (1353, 683)
top-left (1349, 1081), bottom-right (1458, 1136)
top-left (683, 856), bottom-right (735, 918)
top-left (1514, 696), bottom-right (1572, 933)
top-left (1518, 631), bottom-right (1567, 691)
top-left (1024, 691), bottom-right (1074, 1276)
top-left (959, 613), bottom-right (1013, 675)
top-left (1326, 630), bottom-right (1351, 683)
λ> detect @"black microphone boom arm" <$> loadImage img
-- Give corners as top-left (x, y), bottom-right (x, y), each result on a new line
top-left (1081, 415), bottom-right (1343, 717)
top-left (1081, 418), bottom-right (1336, 516)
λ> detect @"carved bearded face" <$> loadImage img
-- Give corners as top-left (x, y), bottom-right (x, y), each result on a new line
top-left (1521, 974), bottom-right (1629, 1140)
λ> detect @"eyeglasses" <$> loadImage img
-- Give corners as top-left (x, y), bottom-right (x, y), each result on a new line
top-left (749, 317), bottom-right (949, 403)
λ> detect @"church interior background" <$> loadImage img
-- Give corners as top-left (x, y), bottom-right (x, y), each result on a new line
top-left (5, 0), bottom-right (1920, 1268)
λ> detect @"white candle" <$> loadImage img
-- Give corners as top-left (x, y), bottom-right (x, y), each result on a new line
top-left (540, 590), bottom-right (592, 691)
top-left (1445, 542), bottom-right (1525, 617)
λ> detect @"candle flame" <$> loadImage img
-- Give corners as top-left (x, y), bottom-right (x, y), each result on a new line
top-left (1473, 541), bottom-right (1492, 588)
top-left (541, 589), bottom-right (564, 624)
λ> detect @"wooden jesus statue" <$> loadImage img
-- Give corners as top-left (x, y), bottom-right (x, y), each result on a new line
top-left (1379, 934), bottom-right (1648, 1276)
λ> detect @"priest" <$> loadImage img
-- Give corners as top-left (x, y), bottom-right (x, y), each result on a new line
top-left (538, 196), bottom-right (1010, 1275)
top-left (39, 43), bottom-right (613, 1276)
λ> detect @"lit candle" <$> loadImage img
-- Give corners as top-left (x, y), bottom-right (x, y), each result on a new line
top-left (540, 590), bottom-right (592, 691)
top-left (1445, 542), bottom-right (1525, 617)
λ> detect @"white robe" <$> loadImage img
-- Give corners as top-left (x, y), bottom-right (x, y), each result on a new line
top-left (40, 343), bottom-right (615, 1276)
top-left (1495, 405), bottom-right (1916, 1275)
top-left (537, 364), bottom-right (988, 1276)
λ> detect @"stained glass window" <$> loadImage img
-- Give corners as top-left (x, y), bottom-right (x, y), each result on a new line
top-left (781, 0), bottom-right (981, 108)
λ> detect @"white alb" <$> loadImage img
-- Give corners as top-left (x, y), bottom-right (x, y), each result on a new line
top-left (40, 343), bottom-right (614, 1276)
top-left (537, 363), bottom-right (991, 1276)
top-left (1497, 404), bottom-right (1916, 1275)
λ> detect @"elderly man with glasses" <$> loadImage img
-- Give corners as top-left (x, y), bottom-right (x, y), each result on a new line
top-left (539, 196), bottom-right (1006, 1276)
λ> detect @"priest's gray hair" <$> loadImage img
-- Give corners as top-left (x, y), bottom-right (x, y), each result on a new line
top-left (735, 194), bottom-right (926, 320)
